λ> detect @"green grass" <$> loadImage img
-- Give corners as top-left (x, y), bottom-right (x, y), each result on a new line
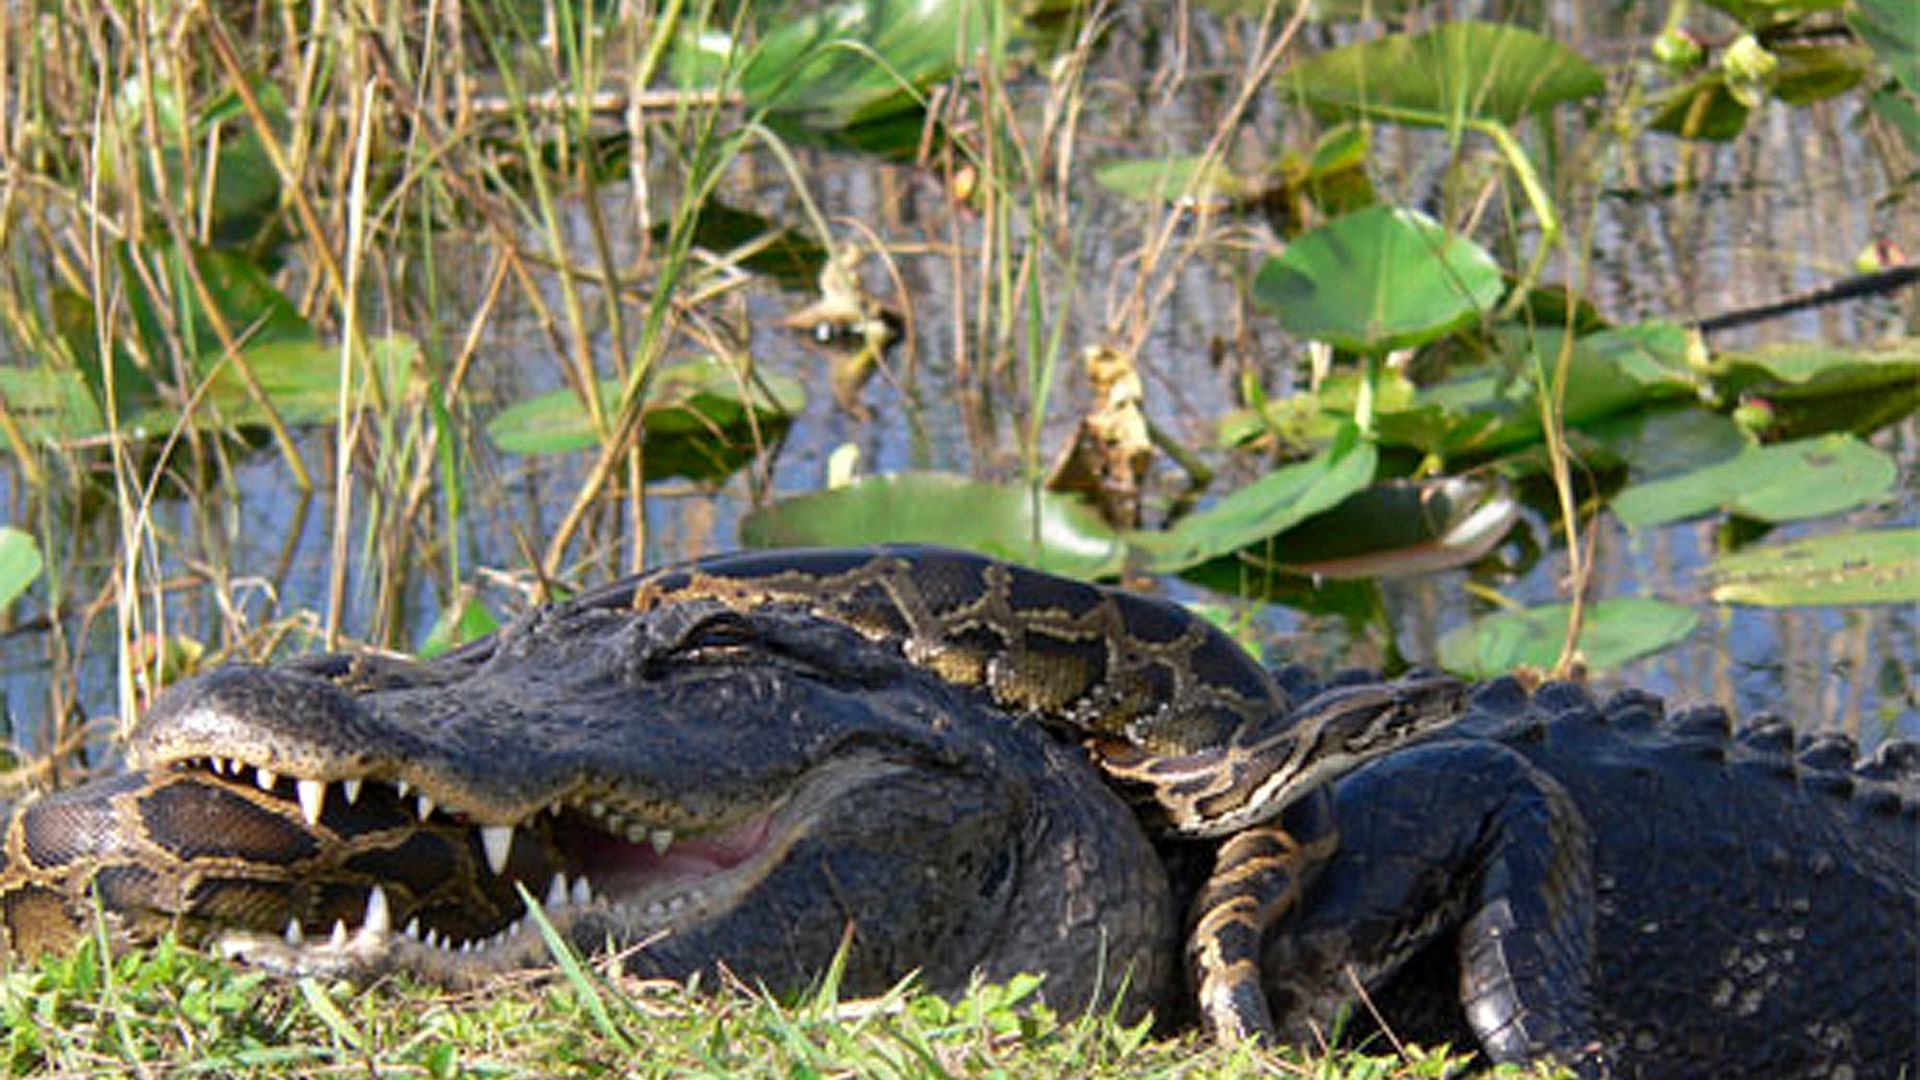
top-left (3, 937), bottom-right (1567, 1079)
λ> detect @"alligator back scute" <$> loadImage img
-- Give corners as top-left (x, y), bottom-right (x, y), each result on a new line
top-left (1598, 687), bottom-right (1663, 731)
top-left (1572, 690), bottom-right (1915, 1075)
top-left (1308, 675), bottom-right (1920, 1076)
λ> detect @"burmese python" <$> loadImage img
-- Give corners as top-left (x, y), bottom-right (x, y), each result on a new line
top-left (0, 545), bottom-right (1466, 1039)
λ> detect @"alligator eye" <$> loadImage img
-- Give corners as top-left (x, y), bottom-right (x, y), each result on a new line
top-left (639, 611), bottom-right (764, 678)
top-left (675, 612), bottom-right (758, 653)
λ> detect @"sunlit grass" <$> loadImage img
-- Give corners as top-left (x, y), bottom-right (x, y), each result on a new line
top-left (1, 937), bottom-right (1568, 1079)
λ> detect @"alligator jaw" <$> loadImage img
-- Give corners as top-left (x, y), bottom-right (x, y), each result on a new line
top-left (156, 753), bottom-right (899, 980)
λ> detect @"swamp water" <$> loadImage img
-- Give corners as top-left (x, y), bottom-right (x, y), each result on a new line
top-left (0, 2), bottom-right (1913, 768)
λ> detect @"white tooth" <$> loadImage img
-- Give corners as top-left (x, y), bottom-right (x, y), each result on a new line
top-left (363, 886), bottom-right (392, 937)
top-left (343, 778), bottom-right (363, 805)
top-left (416, 794), bottom-right (436, 820)
top-left (284, 919), bottom-right (303, 945)
top-left (330, 919), bottom-right (348, 948)
top-left (571, 877), bottom-right (593, 906)
top-left (479, 825), bottom-right (514, 874)
top-left (545, 874), bottom-right (568, 908)
top-left (296, 779), bottom-right (327, 826)
top-left (255, 767), bottom-right (278, 791)
top-left (650, 829), bottom-right (673, 855)
top-left (404, 917), bottom-right (421, 940)
top-left (423, 929), bottom-right (441, 949)
top-left (395, 779), bottom-right (411, 798)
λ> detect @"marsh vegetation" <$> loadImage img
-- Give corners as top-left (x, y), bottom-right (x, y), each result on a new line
top-left (0, 0), bottom-right (1913, 1073)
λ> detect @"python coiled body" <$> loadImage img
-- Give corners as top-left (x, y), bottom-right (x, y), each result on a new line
top-left (2, 545), bottom-right (1913, 1080)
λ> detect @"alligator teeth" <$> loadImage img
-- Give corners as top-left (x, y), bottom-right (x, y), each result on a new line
top-left (342, 778), bottom-right (363, 805)
top-left (650, 829), bottom-right (674, 854)
top-left (395, 779), bottom-right (411, 799)
top-left (363, 885), bottom-right (392, 937)
top-left (296, 779), bottom-right (327, 826)
top-left (330, 919), bottom-right (349, 948)
top-left (416, 793), bottom-right (436, 820)
top-left (404, 917), bottom-right (421, 940)
top-left (544, 873), bottom-right (569, 908)
top-left (570, 876), bottom-right (593, 906)
top-left (479, 824), bottom-right (515, 874)
top-left (255, 767), bottom-right (278, 792)
top-left (284, 919), bottom-right (304, 945)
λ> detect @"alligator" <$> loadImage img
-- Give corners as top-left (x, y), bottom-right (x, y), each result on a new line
top-left (1, 546), bottom-right (1914, 1079)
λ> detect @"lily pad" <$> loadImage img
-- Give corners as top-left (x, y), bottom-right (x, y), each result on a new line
top-left (420, 594), bottom-right (503, 657)
top-left (1704, 0), bottom-right (1848, 29)
top-left (1439, 598), bottom-right (1700, 676)
top-left (1707, 529), bottom-right (1920, 606)
top-left (0, 336), bottom-right (416, 445)
top-left (1576, 407), bottom-right (1751, 488)
top-left (651, 203), bottom-right (828, 292)
top-left (738, 472), bottom-right (1124, 579)
top-left (486, 359), bottom-right (804, 482)
top-left (0, 527), bottom-right (43, 609)
top-left (1853, 0), bottom-right (1920, 95)
top-left (674, 0), bottom-right (993, 129)
top-left (104, 78), bottom-right (286, 248)
top-left (1285, 21), bottom-right (1604, 131)
top-left (1253, 206), bottom-right (1505, 354)
top-left (1130, 424), bottom-right (1377, 574)
top-left (1611, 434), bottom-right (1896, 529)
top-left (1093, 155), bottom-right (1254, 207)
top-left (1706, 338), bottom-right (1920, 438)
top-left (116, 240), bottom-right (313, 363)
top-left (1231, 475), bottom-right (1520, 580)
top-left (1650, 71), bottom-right (1755, 141)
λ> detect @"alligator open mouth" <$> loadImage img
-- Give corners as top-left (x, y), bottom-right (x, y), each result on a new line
top-left (155, 752), bottom-right (872, 978)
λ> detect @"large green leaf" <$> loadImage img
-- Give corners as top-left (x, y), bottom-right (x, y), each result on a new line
top-left (1707, 529), bottom-right (1920, 606)
top-left (674, 0), bottom-right (994, 129)
top-left (1092, 156), bottom-right (1253, 207)
top-left (1705, 338), bottom-right (1920, 438)
top-left (1576, 407), bottom-right (1750, 487)
top-left (738, 472), bottom-right (1124, 579)
top-left (486, 360), bottom-right (804, 482)
top-left (1284, 21), bottom-right (1603, 131)
top-left (1213, 475), bottom-right (1518, 580)
top-left (104, 77), bottom-right (286, 248)
top-left (1439, 598), bottom-right (1699, 676)
top-left (1252, 206), bottom-right (1505, 354)
top-left (1704, 0), bottom-right (1848, 29)
top-left (1853, 0), bottom-right (1920, 95)
top-left (1378, 322), bottom-right (1691, 458)
top-left (1130, 425), bottom-right (1377, 573)
top-left (116, 240), bottom-right (312, 363)
top-left (1611, 434), bottom-right (1897, 528)
top-left (0, 336), bottom-right (415, 444)
top-left (0, 527), bottom-right (43, 609)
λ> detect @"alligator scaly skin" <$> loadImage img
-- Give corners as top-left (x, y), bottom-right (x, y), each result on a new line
top-left (0, 546), bottom-right (1913, 1079)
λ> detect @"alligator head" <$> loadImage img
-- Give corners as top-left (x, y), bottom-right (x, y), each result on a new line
top-left (1, 595), bottom-right (1178, 1017)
